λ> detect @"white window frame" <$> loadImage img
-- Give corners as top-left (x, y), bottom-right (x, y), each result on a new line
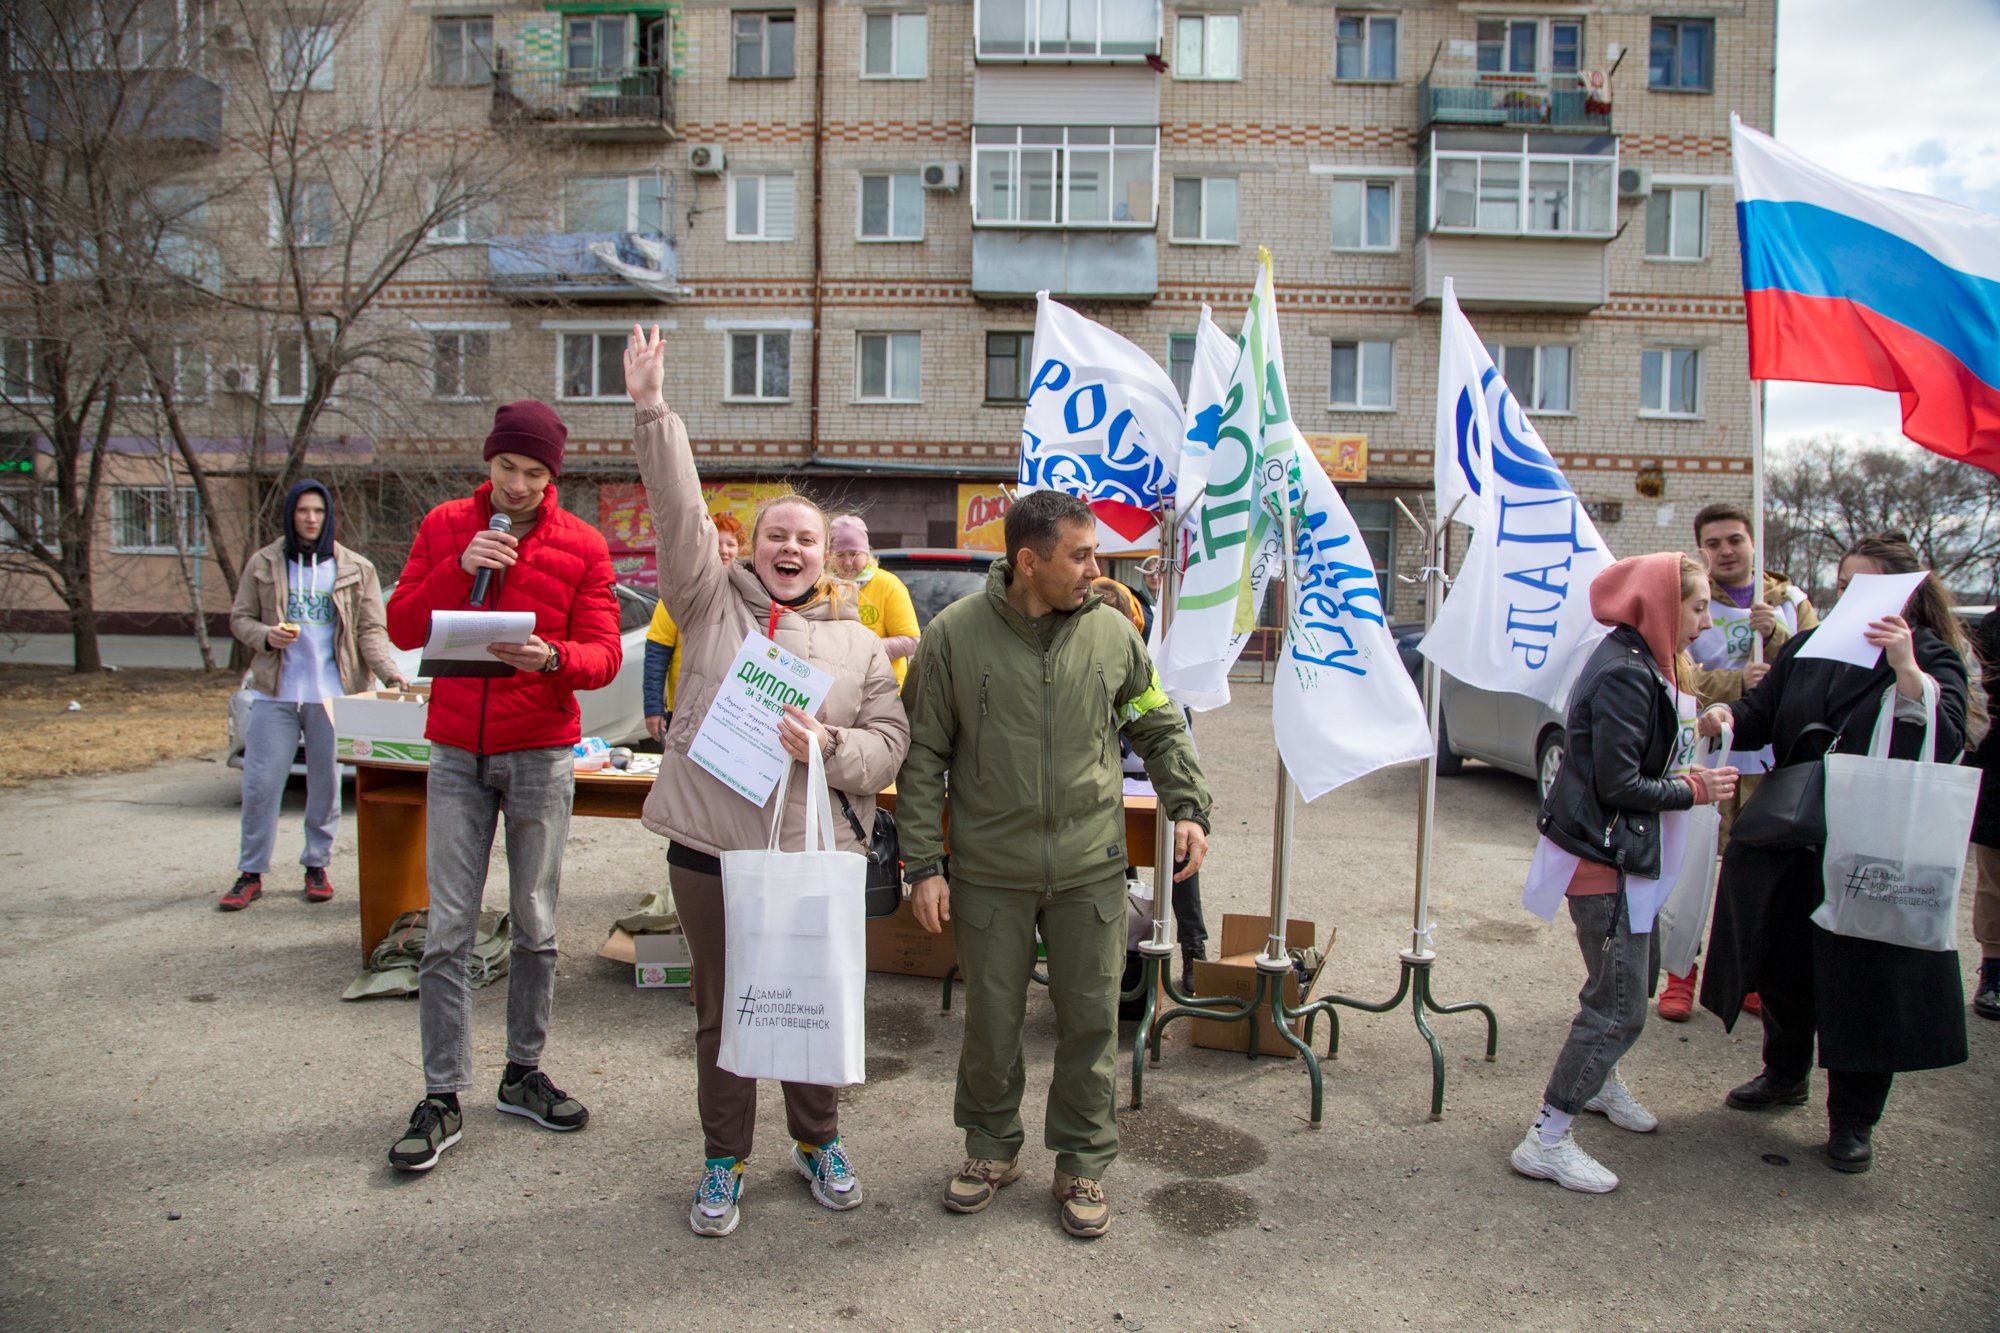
top-left (1173, 14), bottom-right (1241, 81)
top-left (1334, 12), bottom-right (1397, 81)
top-left (1329, 338), bottom-right (1395, 411)
top-left (972, 125), bottom-right (1160, 229)
top-left (856, 331), bottom-right (922, 403)
top-left (727, 172), bottom-right (797, 241)
top-left (1169, 176), bottom-right (1237, 244)
top-left (1649, 17), bottom-right (1715, 93)
top-left (1645, 185), bottom-right (1708, 262)
top-left (109, 485), bottom-right (204, 554)
top-left (1639, 347), bottom-right (1703, 419)
top-left (726, 329), bottom-right (793, 402)
top-left (732, 11), bottom-right (797, 78)
top-left (269, 182), bottom-right (335, 248)
top-left (427, 182), bottom-right (497, 244)
top-left (432, 331), bottom-right (492, 401)
top-left (1329, 177), bottom-right (1396, 250)
top-left (1475, 16), bottom-right (1582, 76)
top-left (431, 16), bottom-right (494, 86)
top-left (557, 331), bottom-right (628, 402)
top-left (563, 174), bottom-right (666, 235)
top-left (0, 485), bottom-right (53, 548)
top-left (1428, 135), bottom-right (1617, 239)
top-left (270, 332), bottom-right (314, 404)
top-left (975, 0), bottom-right (1162, 61)
top-left (274, 23), bottom-right (336, 92)
top-left (171, 344), bottom-right (208, 403)
top-left (856, 172), bottom-right (923, 242)
top-left (0, 337), bottom-right (48, 403)
top-left (1484, 342), bottom-right (1574, 415)
top-left (861, 11), bottom-right (927, 78)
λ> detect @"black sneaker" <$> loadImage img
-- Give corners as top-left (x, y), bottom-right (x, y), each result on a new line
top-left (1975, 962), bottom-right (2000, 1021)
top-left (389, 1097), bottom-right (463, 1172)
top-left (496, 1070), bottom-right (589, 1132)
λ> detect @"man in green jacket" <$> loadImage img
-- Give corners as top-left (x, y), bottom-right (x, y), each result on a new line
top-left (898, 488), bottom-right (1211, 1239)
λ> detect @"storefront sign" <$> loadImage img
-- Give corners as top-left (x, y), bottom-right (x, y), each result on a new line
top-left (956, 483), bottom-right (1011, 552)
top-left (1302, 434), bottom-right (1367, 484)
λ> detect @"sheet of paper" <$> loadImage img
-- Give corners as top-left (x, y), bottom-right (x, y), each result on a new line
top-left (1795, 571), bottom-right (1928, 669)
top-left (687, 631), bottom-right (834, 806)
top-left (422, 610), bottom-right (535, 662)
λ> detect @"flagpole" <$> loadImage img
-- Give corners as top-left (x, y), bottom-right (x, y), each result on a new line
top-left (1408, 507), bottom-right (1447, 962)
top-left (1261, 499), bottom-right (1299, 968)
top-left (1146, 504), bottom-right (1179, 951)
top-left (1750, 380), bottom-right (1767, 665)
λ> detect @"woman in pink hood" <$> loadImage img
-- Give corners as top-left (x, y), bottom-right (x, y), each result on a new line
top-left (1511, 551), bottom-right (1739, 1194)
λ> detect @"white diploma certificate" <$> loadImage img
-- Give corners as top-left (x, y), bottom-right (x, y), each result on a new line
top-left (687, 631), bottom-right (833, 805)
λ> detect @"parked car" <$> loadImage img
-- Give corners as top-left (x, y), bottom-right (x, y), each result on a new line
top-left (872, 548), bottom-right (998, 630)
top-left (1392, 622), bottom-right (1569, 801)
top-left (226, 580), bottom-right (658, 771)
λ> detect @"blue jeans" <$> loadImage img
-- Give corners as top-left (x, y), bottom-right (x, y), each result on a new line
top-left (417, 743), bottom-right (574, 1095)
top-left (238, 697), bottom-right (338, 874)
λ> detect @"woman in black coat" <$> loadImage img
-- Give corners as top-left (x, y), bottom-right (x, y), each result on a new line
top-left (1965, 607), bottom-right (2000, 1019)
top-left (1697, 533), bottom-right (1977, 1174)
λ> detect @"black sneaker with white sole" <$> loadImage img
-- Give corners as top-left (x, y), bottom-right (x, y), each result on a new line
top-left (389, 1098), bottom-right (463, 1172)
top-left (496, 1070), bottom-right (589, 1131)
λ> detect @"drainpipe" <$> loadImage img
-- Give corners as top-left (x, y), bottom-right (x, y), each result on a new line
top-left (807, 0), bottom-right (827, 463)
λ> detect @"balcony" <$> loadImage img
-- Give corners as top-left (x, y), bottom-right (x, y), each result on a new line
top-left (487, 232), bottom-right (683, 301)
top-left (491, 60), bottom-right (676, 142)
top-left (22, 70), bottom-right (223, 151)
top-left (972, 230), bottom-right (1156, 301)
top-left (1419, 73), bottom-right (1611, 133)
top-left (1412, 234), bottom-right (1607, 313)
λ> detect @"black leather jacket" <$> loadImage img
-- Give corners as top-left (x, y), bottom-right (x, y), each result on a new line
top-left (1536, 625), bottom-right (1695, 880)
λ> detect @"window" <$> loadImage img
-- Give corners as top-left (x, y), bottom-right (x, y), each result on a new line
top-left (1329, 339), bottom-right (1393, 409)
top-left (429, 183), bottom-right (496, 244)
top-left (567, 16), bottom-right (631, 76)
top-left (564, 176), bottom-right (666, 234)
top-left (1171, 177), bottom-right (1237, 243)
top-left (1429, 134), bottom-right (1615, 238)
top-left (1335, 13), bottom-right (1396, 80)
top-left (857, 332), bottom-right (921, 401)
top-left (863, 11), bottom-right (926, 78)
top-left (976, 0), bottom-right (1159, 59)
top-left (1167, 333), bottom-right (1196, 402)
top-left (1640, 347), bottom-right (1702, 417)
top-left (1, 338), bottom-right (46, 402)
top-left (559, 332), bottom-right (626, 400)
top-left (275, 24), bottom-right (335, 91)
top-left (1483, 343), bottom-right (1572, 413)
top-left (270, 182), bottom-right (334, 247)
top-left (272, 333), bottom-right (314, 404)
top-left (1649, 18), bottom-right (1713, 91)
top-left (433, 333), bottom-right (491, 400)
top-left (1330, 178), bottom-right (1395, 249)
top-left (0, 487), bottom-right (53, 548)
top-left (110, 486), bottom-right (203, 554)
top-left (985, 332), bottom-right (1034, 403)
top-left (1348, 498), bottom-right (1395, 589)
top-left (729, 331), bottom-right (792, 401)
top-left (972, 126), bottom-right (1158, 227)
top-left (858, 173), bottom-right (923, 241)
top-left (733, 11), bottom-right (796, 78)
top-left (1645, 186), bottom-right (1706, 260)
top-left (1476, 17), bottom-right (1580, 75)
top-left (728, 173), bottom-right (797, 240)
top-left (1174, 14), bottom-right (1240, 80)
top-left (172, 344), bottom-right (207, 403)
top-left (432, 17), bottom-right (493, 85)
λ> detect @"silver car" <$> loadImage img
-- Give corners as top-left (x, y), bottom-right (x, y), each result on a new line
top-left (226, 581), bottom-right (658, 770)
top-left (1394, 622), bottom-right (1569, 801)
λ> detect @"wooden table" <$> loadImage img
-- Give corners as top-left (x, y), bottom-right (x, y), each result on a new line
top-left (351, 759), bottom-right (1159, 959)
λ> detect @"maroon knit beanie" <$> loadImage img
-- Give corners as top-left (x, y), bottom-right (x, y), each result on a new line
top-left (484, 400), bottom-right (567, 478)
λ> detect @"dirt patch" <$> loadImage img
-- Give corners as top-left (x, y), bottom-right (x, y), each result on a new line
top-left (1116, 1102), bottom-right (1269, 1178)
top-left (0, 665), bottom-right (238, 788)
top-left (1144, 1180), bottom-right (1259, 1238)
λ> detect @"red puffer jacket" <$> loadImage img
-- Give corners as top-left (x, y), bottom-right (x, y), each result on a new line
top-left (386, 481), bottom-right (623, 755)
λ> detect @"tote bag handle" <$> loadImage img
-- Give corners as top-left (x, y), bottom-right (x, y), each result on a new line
top-left (1863, 677), bottom-right (1942, 763)
top-left (764, 741), bottom-right (839, 853)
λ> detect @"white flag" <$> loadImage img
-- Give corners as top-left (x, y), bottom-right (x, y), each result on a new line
top-left (1419, 280), bottom-right (1614, 711)
top-left (1019, 293), bottom-right (1187, 555)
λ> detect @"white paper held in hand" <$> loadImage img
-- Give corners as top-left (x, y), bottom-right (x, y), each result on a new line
top-left (687, 630), bottom-right (834, 806)
top-left (423, 610), bottom-right (535, 660)
top-left (1795, 571), bottom-right (1928, 670)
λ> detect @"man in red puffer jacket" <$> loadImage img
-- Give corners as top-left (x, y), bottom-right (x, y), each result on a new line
top-left (381, 400), bottom-right (623, 1173)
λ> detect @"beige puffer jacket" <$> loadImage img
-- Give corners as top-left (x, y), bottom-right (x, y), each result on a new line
top-left (229, 539), bottom-right (399, 698)
top-left (634, 402), bottom-right (910, 858)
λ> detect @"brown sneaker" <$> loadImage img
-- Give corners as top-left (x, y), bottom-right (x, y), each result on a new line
top-left (942, 1157), bottom-right (1022, 1214)
top-left (1052, 1170), bottom-right (1111, 1238)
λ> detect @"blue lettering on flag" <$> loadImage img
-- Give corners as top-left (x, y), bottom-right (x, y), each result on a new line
top-left (1020, 355), bottom-right (1171, 510)
top-left (1494, 493), bottom-right (1599, 671)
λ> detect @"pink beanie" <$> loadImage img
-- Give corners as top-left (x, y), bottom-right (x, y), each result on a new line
top-left (484, 400), bottom-right (567, 478)
top-left (830, 514), bottom-right (870, 553)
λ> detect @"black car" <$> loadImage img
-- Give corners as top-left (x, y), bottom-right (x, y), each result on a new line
top-left (872, 549), bottom-right (997, 630)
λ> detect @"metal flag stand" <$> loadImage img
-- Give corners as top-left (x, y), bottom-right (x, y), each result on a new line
top-left (1313, 497), bottom-right (1497, 1120)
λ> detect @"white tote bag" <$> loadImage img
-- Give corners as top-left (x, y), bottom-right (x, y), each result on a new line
top-left (1655, 729), bottom-right (1731, 977)
top-left (1814, 681), bottom-right (1978, 953)
top-left (717, 745), bottom-right (868, 1086)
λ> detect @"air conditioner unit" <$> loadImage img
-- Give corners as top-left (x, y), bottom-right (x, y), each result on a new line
top-left (209, 20), bottom-right (252, 53)
top-left (1617, 165), bottom-right (1652, 199)
top-left (218, 363), bottom-right (260, 396)
top-left (920, 162), bottom-right (961, 192)
top-left (686, 144), bottom-right (727, 175)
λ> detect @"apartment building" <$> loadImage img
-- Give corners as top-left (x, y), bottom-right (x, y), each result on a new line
top-left (0, 0), bottom-right (1773, 630)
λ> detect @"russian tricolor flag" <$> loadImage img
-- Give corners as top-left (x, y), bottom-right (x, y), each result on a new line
top-left (1733, 116), bottom-right (2000, 472)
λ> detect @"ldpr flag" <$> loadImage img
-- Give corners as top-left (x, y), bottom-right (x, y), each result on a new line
top-left (1420, 278), bottom-right (1613, 711)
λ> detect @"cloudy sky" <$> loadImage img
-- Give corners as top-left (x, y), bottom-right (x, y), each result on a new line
top-left (1762, 0), bottom-right (2000, 449)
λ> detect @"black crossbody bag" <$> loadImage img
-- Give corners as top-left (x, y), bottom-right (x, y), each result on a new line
top-left (1729, 695), bottom-right (1870, 849)
top-left (835, 790), bottom-right (903, 918)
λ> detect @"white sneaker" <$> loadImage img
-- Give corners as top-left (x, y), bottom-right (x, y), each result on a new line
top-left (1584, 1067), bottom-right (1660, 1133)
top-left (1510, 1129), bottom-right (1620, 1193)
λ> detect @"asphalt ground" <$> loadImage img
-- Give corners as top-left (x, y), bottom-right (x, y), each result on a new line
top-left (1, 682), bottom-right (1994, 1330)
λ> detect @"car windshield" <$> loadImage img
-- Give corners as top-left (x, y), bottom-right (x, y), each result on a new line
top-left (876, 557), bottom-right (991, 630)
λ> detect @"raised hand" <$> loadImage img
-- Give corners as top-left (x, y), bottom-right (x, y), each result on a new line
top-left (624, 323), bottom-right (667, 408)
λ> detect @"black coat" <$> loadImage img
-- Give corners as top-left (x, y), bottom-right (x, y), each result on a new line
top-left (1700, 625), bottom-right (1971, 1072)
top-left (1537, 624), bottom-right (1694, 879)
top-left (1968, 608), bottom-right (2000, 845)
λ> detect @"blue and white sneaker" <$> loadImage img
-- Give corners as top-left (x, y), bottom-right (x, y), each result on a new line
top-left (792, 1137), bottom-right (863, 1211)
top-left (689, 1157), bottom-right (744, 1237)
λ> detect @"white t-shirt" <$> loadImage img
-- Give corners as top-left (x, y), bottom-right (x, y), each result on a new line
top-left (1689, 581), bottom-right (1807, 774)
top-left (271, 555), bottom-right (343, 704)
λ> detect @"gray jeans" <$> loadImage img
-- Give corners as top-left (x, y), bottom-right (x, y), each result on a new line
top-left (238, 697), bottom-right (338, 874)
top-left (1543, 893), bottom-right (1661, 1115)
top-left (418, 743), bottom-right (574, 1095)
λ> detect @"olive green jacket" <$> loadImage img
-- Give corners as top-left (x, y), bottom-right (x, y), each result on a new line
top-left (896, 559), bottom-right (1211, 892)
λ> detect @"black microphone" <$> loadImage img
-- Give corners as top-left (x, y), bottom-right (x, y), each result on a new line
top-left (469, 513), bottom-right (512, 607)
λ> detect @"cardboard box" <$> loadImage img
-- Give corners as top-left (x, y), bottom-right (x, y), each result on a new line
top-left (1189, 914), bottom-right (1336, 1059)
top-left (866, 900), bottom-right (957, 978)
top-left (599, 926), bottom-right (693, 988)
top-left (334, 689), bottom-right (432, 766)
